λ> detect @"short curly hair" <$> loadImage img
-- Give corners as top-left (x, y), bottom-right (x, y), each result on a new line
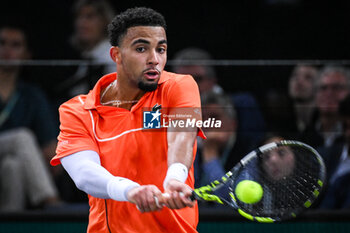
top-left (108, 7), bottom-right (166, 46)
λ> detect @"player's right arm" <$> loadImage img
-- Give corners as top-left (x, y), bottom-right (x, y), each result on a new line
top-left (53, 99), bottom-right (165, 212)
top-left (60, 150), bottom-right (166, 212)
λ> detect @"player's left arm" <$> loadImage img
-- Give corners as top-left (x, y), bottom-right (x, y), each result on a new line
top-left (164, 128), bottom-right (197, 208)
top-left (163, 74), bottom-right (202, 209)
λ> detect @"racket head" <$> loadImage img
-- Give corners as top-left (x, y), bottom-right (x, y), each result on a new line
top-left (231, 140), bottom-right (326, 222)
top-left (193, 140), bottom-right (326, 222)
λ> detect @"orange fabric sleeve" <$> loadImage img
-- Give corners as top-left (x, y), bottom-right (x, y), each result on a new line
top-left (51, 99), bottom-right (99, 166)
top-left (167, 75), bottom-right (201, 108)
top-left (166, 75), bottom-right (205, 139)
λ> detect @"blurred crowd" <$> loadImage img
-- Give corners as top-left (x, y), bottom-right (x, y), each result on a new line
top-left (0, 0), bottom-right (349, 213)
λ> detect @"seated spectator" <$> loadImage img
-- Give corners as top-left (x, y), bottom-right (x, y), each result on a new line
top-left (318, 94), bottom-right (350, 209)
top-left (0, 24), bottom-right (61, 210)
top-left (302, 66), bottom-right (350, 148)
top-left (194, 91), bottom-right (254, 207)
top-left (172, 47), bottom-right (265, 149)
top-left (258, 134), bottom-right (295, 182)
top-left (261, 64), bottom-right (319, 139)
top-left (57, 0), bottom-right (116, 100)
top-left (172, 47), bottom-right (223, 95)
top-left (288, 64), bottom-right (319, 134)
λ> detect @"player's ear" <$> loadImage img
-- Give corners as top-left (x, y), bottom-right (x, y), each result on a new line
top-left (110, 46), bottom-right (121, 64)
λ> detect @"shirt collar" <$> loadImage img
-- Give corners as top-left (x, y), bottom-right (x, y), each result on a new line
top-left (83, 71), bottom-right (170, 110)
top-left (84, 72), bottom-right (116, 110)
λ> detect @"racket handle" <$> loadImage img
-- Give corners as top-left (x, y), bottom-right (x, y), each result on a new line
top-left (164, 192), bottom-right (196, 201)
top-left (189, 191), bottom-right (197, 201)
top-left (178, 191), bottom-right (197, 201)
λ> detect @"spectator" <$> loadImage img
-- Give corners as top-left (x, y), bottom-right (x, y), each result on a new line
top-left (302, 66), bottom-right (350, 148)
top-left (258, 133), bottom-right (295, 181)
top-left (0, 25), bottom-right (61, 210)
top-left (194, 91), bottom-right (254, 206)
top-left (172, 47), bottom-right (265, 150)
top-left (57, 0), bottom-right (115, 99)
top-left (318, 94), bottom-right (350, 209)
top-left (261, 65), bottom-right (319, 139)
top-left (172, 47), bottom-right (223, 94)
top-left (288, 64), bottom-right (319, 134)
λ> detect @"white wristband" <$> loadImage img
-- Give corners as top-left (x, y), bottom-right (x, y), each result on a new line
top-left (163, 163), bottom-right (188, 190)
top-left (107, 177), bottom-right (140, 202)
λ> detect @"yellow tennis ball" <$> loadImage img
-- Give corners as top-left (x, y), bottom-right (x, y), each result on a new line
top-left (235, 180), bottom-right (263, 204)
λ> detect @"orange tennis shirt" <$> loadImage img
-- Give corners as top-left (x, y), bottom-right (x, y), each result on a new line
top-left (51, 71), bottom-right (203, 233)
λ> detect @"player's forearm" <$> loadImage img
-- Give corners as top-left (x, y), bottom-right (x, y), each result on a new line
top-left (61, 150), bottom-right (139, 201)
top-left (167, 130), bottom-right (197, 168)
top-left (165, 130), bottom-right (196, 188)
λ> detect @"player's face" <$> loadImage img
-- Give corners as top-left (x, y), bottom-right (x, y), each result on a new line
top-left (288, 65), bottom-right (318, 102)
top-left (316, 73), bottom-right (349, 115)
top-left (113, 26), bottom-right (167, 92)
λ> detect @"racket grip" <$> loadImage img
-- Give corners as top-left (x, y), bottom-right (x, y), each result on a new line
top-left (189, 191), bottom-right (197, 201)
top-left (178, 191), bottom-right (197, 201)
top-left (162, 192), bottom-right (197, 201)
top-left (170, 192), bottom-right (196, 201)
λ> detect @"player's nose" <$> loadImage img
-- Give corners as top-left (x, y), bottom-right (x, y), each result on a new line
top-left (147, 50), bottom-right (159, 65)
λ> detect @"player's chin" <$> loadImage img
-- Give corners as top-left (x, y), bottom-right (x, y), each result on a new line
top-left (138, 79), bottom-right (159, 92)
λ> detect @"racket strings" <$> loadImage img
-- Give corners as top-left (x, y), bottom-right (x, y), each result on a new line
top-left (233, 145), bottom-right (324, 220)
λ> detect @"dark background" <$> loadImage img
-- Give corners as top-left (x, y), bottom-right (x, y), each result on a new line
top-left (1, 0), bottom-right (350, 94)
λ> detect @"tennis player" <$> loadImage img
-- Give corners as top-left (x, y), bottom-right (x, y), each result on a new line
top-left (51, 7), bottom-right (203, 233)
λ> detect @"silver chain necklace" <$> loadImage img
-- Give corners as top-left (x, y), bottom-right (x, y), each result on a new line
top-left (100, 80), bottom-right (139, 107)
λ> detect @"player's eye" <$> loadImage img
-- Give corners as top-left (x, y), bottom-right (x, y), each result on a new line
top-left (136, 47), bottom-right (146, 53)
top-left (157, 47), bottom-right (166, 54)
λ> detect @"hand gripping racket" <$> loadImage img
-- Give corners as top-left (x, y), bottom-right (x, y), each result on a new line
top-left (191, 140), bottom-right (326, 222)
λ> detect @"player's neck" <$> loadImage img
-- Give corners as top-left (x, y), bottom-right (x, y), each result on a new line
top-left (118, 77), bottom-right (145, 100)
top-left (100, 78), bottom-right (145, 110)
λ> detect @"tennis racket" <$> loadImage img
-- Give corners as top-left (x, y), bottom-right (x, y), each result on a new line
top-left (192, 140), bottom-right (326, 222)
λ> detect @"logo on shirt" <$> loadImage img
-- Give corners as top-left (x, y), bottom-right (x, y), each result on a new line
top-left (142, 104), bottom-right (223, 131)
top-left (143, 104), bottom-right (162, 129)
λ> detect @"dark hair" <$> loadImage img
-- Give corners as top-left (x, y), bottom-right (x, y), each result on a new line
top-left (108, 7), bottom-right (166, 46)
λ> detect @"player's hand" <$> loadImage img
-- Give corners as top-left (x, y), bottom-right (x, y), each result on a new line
top-left (164, 179), bottom-right (195, 209)
top-left (126, 185), bottom-right (166, 213)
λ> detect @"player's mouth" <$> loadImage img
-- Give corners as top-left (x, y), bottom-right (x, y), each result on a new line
top-left (143, 69), bottom-right (160, 81)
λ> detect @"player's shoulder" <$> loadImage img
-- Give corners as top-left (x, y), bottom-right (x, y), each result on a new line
top-left (161, 71), bottom-right (197, 86)
top-left (59, 94), bottom-right (88, 115)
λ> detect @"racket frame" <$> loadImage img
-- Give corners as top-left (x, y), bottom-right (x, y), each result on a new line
top-left (192, 140), bottom-right (326, 223)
